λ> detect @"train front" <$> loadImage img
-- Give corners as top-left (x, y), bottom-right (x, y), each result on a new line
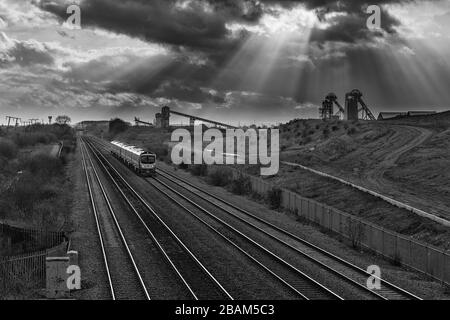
top-left (140, 152), bottom-right (157, 176)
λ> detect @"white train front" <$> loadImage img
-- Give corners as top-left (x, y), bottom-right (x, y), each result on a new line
top-left (110, 141), bottom-right (156, 176)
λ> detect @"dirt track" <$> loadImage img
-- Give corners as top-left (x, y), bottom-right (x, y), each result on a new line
top-left (356, 126), bottom-right (435, 207)
top-left (334, 124), bottom-right (450, 221)
top-left (344, 125), bottom-right (450, 220)
top-left (282, 122), bottom-right (450, 221)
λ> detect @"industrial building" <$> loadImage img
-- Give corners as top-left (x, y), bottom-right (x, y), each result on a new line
top-left (319, 89), bottom-right (376, 121)
top-left (152, 106), bottom-right (237, 129)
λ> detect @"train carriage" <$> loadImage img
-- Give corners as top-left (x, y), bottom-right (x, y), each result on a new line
top-left (110, 141), bottom-right (156, 176)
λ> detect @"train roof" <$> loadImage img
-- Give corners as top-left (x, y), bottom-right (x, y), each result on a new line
top-left (111, 140), bottom-right (155, 156)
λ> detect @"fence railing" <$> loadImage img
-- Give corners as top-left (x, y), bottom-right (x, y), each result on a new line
top-left (229, 168), bottom-right (450, 286)
top-left (0, 241), bottom-right (68, 292)
top-left (0, 223), bottom-right (66, 255)
top-left (0, 223), bottom-right (67, 294)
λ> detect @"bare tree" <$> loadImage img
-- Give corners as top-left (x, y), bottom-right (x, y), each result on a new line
top-left (55, 115), bottom-right (71, 125)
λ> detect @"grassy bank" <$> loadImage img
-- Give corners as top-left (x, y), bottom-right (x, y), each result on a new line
top-left (0, 124), bottom-right (76, 234)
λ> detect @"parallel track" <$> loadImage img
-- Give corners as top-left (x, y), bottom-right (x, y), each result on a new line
top-left (80, 139), bottom-right (150, 300)
top-left (147, 175), bottom-right (342, 300)
top-left (84, 137), bottom-right (233, 300)
top-left (88, 136), bottom-right (421, 300)
top-left (155, 167), bottom-right (422, 300)
top-left (90, 137), bottom-right (339, 299)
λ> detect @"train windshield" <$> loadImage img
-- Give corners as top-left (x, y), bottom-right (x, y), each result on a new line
top-left (141, 154), bottom-right (156, 164)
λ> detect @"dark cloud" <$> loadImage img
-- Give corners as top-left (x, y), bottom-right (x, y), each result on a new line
top-left (152, 80), bottom-right (225, 103)
top-left (39, 0), bottom-right (246, 54)
top-left (66, 51), bottom-right (221, 103)
top-left (33, 0), bottom-right (445, 123)
top-left (39, 0), bottom-right (411, 52)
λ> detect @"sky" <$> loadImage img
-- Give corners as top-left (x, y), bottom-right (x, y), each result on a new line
top-left (0, 0), bottom-right (449, 126)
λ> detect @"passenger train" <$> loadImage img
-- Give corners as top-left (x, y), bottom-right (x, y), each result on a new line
top-left (110, 141), bottom-right (156, 176)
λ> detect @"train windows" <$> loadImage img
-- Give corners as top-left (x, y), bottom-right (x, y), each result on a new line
top-left (141, 155), bottom-right (155, 164)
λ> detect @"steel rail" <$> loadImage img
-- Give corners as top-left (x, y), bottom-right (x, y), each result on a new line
top-left (147, 176), bottom-right (343, 300)
top-left (157, 167), bottom-right (422, 300)
top-left (80, 139), bottom-right (115, 299)
top-left (81, 138), bottom-right (151, 300)
top-left (85, 138), bottom-right (233, 300)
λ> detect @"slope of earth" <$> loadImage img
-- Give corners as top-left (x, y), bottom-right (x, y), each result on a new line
top-left (112, 126), bottom-right (172, 160)
top-left (279, 114), bottom-right (450, 221)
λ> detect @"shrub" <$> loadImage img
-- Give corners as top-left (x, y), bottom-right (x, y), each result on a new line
top-left (190, 164), bottom-right (208, 176)
top-left (9, 173), bottom-right (42, 211)
top-left (0, 138), bottom-right (18, 159)
top-left (347, 127), bottom-right (357, 135)
top-left (109, 118), bottom-right (129, 137)
top-left (303, 136), bottom-right (312, 144)
top-left (208, 167), bottom-right (232, 186)
top-left (12, 132), bottom-right (57, 148)
top-left (178, 162), bottom-right (188, 170)
top-left (331, 125), bottom-right (339, 131)
top-left (230, 174), bottom-right (252, 195)
top-left (322, 128), bottom-right (330, 137)
top-left (21, 154), bottom-right (63, 177)
top-left (267, 187), bottom-right (282, 209)
top-left (144, 142), bottom-right (169, 161)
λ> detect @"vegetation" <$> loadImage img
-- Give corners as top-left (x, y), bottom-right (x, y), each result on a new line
top-left (190, 164), bottom-right (208, 176)
top-left (0, 138), bottom-right (18, 159)
top-left (266, 187), bottom-right (282, 209)
top-left (230, 173), bottom-right (252, 195)
top-left (109, 118), bottom-right (130, 137)
top-left (147, 143), bottom-right (169, 161)
top-left (55, 115), bottom-right (71, 125)
top-left (207, 167), bottom-right (232, 186)
top-left (0, 124), bottom-right (75, 230)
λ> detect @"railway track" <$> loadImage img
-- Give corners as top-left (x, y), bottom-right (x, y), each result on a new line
top-left (153, 167), bottom-right (422, 300)
top-left (80, 139), bottom-right (150, 300)
top-left (89, 137), bottom-right (341, 299)
top-left (84, 137), bottom-right (233, 300)
top-left (88, 136), bottom-right (421, 300)
top-left (147, 175), bottom-right (342, 299)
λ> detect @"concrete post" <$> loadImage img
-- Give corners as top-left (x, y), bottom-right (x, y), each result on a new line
top-left (46, 257), bottom-right (70, 299)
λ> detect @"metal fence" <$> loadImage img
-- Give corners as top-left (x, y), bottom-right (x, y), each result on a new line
top-left (0, 223), bottom-right (66, 255)
top-left (0, 223), bottom-right (67, 293)
top-left (0, 242), bottom-right (68, 291)
top-left (230, 168), bottom-right (450, 286)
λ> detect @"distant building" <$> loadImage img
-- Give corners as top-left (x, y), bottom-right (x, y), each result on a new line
top-left (377, 110), bottom-right (437, 120)
top-left (406, 111), bottom-right (437, 117)
top-left (377, 112), bottom-right (407, 120)
top-left (155, 113), bottom-right (161, 127)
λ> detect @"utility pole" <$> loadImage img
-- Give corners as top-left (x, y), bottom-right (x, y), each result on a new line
top-left (5, 116), bottom-right (21, 130)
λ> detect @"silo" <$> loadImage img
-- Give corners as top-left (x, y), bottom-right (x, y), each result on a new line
top-left (345, 92), bottom-right (359, 121)
top-left (161, 106), bottom-right (170, 128)
top-left (155, 113), bottom-right (162, 128)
